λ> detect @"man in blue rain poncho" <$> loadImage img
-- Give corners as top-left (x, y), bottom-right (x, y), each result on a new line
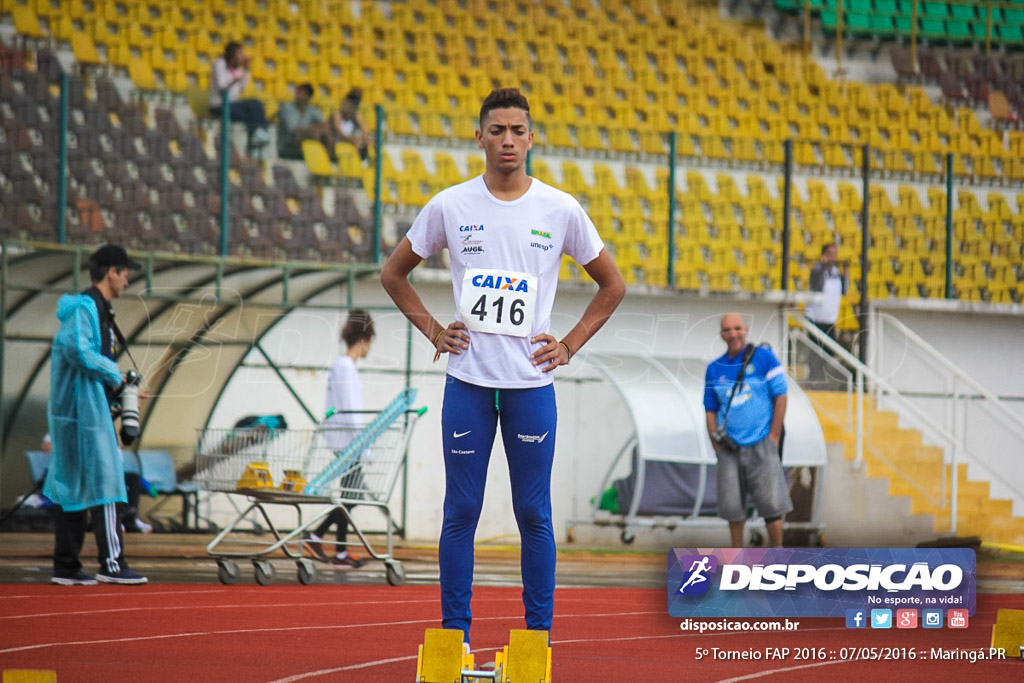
top-left (44, 244), bottom-right (148, 585)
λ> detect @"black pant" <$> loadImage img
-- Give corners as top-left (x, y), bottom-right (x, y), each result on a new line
top-left (807, 319), bottom-right (839, 386)
top-left (314, 507), bottom-right (352, 545)
top-left (313, 464), bottom-right (366, 545)
top-left (53, 503), bottom-right (126, 577)
top-left (210, 100), bottom-right (268, 137)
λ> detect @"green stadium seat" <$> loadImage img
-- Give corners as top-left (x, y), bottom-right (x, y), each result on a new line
top-left (950, 4), bottom-right (976, 21)
top-left (894, 14), bottom-right (914, 35)
top-left (969, 21), bottom-right (992, 41)
top-left (946, 20), bottom-right (971, 43)
top-left (848, 0), bottom-right (873, 11)
top-left (847, 12), bottom-right (873, 34)
top-left (998, 23), bottom-right (1024, 45)
top-left (1005, 9), bottom-right (1024, 23)
top-left (896, 0), bottom-right (915, 14)
top-left (921, 2), bottom-right (949, 18)
top-left (775, 0), bottom-right (801, 11)
top-left (871, 13), bottom-right (897, 35)
top-left (874, 0), bottom-right (898, 14)
top-left (920, 17), bottom-right (946, 39)
top-left (822, 9), bottom-right (838, 33)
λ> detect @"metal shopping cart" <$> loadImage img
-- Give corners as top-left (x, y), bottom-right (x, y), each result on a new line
top-left (194, 388), bottom-right (426, 586)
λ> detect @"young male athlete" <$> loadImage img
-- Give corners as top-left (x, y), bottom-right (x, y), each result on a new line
top-left (381, 87), bottom-right (625, 643)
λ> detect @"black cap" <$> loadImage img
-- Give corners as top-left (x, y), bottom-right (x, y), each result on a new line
top-left (89, 244), bottom-right (141, 271)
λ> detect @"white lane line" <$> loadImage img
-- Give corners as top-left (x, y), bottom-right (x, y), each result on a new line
top-left (715, 659), bottom-right (850, 681)
top-left (0, 598), bottom-right (464, 620)
top-left (0, 588), bottom-right (250, 600)
top-left (267, 654), bottom-right (421, 683)
top-left (0, 618), bottom-right (442, 655)
top-left (0, 610), bottom-right (662, 655)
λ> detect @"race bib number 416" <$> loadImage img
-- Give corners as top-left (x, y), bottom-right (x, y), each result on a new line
top-left (459, 268), bottom-right (537, 337)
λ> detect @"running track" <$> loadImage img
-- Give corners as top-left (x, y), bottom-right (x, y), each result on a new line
top-left (1, 585), bottom-right (1021, 681)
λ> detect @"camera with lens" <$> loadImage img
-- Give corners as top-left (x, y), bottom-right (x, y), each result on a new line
top-left (710, 425), bottom-right (739, 451)
top-left (117, 370), bottom-right (142, 445)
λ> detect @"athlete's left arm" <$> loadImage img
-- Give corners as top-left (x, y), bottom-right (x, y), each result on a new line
top-left (531, 248), bottom-right (625, 372)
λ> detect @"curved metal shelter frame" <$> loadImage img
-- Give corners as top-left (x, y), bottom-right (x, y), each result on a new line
top-left (580, 352), bottom-right (827, 541)
top-left (0, 243), bottom-right (390, 506)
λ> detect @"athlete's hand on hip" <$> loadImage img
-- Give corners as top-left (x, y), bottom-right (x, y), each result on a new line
top-left (436, 321), bottom-right (470, 356)
top-left (530, 334), bottom-right (568, 373)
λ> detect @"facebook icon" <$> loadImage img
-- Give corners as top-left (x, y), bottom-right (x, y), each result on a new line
top-left (846, 609), bottom-right (867, 629)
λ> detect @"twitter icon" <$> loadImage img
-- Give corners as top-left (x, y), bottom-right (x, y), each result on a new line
top-left (870, 609), bottom-right (892, 629)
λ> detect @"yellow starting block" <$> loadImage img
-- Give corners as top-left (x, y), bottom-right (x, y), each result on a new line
top-left (416, 628), bottom-right (474, 683)
top-left (494, 630), bottom-right (552, 683)
top-left (236, 461), bottom-right (273, 490)
top-left (415, 628), bottom-right (551, 683)
top-left (991, 608), bottom-right (1024, 659)
top-left (279, 469), bottom-right (306, 493)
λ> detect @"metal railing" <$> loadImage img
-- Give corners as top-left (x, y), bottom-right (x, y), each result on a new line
top-left (788, 312), bottom-right (960, 527)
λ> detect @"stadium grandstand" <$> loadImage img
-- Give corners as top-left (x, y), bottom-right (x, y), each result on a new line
top-left (2, 0), bottom-right (1024, 679)
top-left (0, 0), bottom-right (1022, 579)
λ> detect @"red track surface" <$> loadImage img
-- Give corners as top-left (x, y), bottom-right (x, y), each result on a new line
top-left (1, 585), bottom-right (1021, 682)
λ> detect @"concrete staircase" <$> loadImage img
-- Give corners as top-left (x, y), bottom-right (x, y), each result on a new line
top-left (806, 390), bottom-right (1024, 546)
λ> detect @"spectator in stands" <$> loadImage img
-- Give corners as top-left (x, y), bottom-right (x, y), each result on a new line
top-left (330, 88), bottom-right (373, 162)
top-left (704, 313), bottom-right (791, 548)
top-left (45, 244), bottom-right (148, 585)
top-left (276, 82), bottom-right (333, 161)
top-left (209, 41), bottom-right (270, 154)
top-left (303, 309), bottom-right (376, 568)
top-left (804, 243), bottom-right (849, 386)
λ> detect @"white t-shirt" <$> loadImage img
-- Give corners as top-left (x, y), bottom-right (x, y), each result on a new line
top-left (209, 57), bottom-right (249, 106)
top-left (323, 355), bottom-right (362, 450)
top-left (407, 175), bottom-right (604, 389)
top-left (805, 265), bottom-right (844, 325)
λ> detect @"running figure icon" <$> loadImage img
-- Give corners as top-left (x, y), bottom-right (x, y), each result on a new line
top-left (678, 556), bottom-right (712, 594)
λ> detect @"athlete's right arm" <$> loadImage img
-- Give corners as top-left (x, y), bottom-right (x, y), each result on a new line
top-left (381, 238), bottom-right (470, 355)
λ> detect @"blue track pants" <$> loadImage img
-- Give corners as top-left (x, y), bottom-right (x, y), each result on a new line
top-left (439, 375), bottom-right (557, 642)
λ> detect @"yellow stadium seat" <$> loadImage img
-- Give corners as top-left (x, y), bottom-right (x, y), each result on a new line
top-left (11, 6), bottom-right (45, 39)
top-left (71, 30), bottom-right (104, 66)
top-left (302, 140), bottom-right (343, 181)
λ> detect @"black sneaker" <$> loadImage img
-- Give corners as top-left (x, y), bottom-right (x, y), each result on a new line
top-left (51, 570), bottom-right (98, 586)
top-left (303, 536), bottom-right (329, 562)
top-left (331, 553), bottom-right (366, 568)
top-left (97, 567), bottom-right (148, 585)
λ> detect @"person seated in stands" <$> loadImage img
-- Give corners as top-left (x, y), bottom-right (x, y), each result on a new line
top-left (209, 41), bottom-right (270, 155)
top-left (330, 88), bottom-right (373, 163)
top-left (276, 82), bottom-right (334, 161)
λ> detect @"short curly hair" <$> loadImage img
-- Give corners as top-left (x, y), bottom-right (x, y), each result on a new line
top-left (479, 88), bottom-right (531, 127)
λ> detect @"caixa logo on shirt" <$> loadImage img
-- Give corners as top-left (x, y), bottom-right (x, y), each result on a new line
top-left (459, 224), bottom-right (484, 231)
top-left (470, 273), bottom-right (530, 292)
